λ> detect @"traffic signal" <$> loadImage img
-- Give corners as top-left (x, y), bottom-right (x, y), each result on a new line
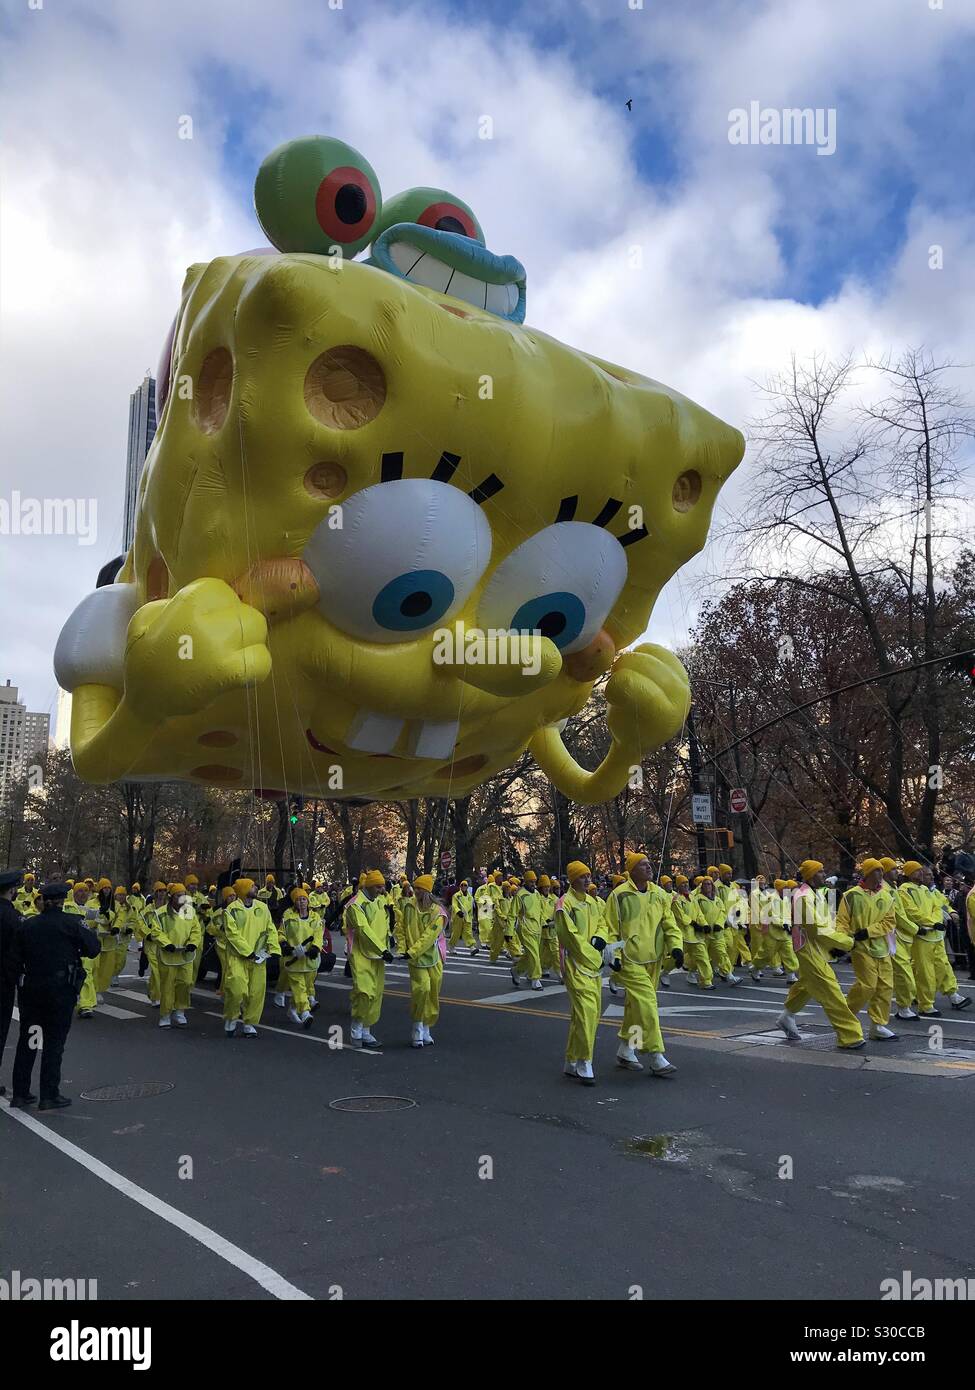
top-left (289, 795), bottom-right (304, 825)
top-left (714, 828), bottom-right (734, 851)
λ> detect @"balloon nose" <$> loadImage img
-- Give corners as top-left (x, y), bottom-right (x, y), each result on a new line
top-left (232, 558), bottom-right (319, 622)
top-left (563, 629), bottom-right (616, 682)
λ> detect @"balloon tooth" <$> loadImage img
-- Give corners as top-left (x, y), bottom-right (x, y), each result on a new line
top-left (406, 719), bottom-right (460, 761)
top-left (344, 710), bottom-right (405, 754)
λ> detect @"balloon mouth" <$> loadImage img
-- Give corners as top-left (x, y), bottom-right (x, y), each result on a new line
top-left (367, 224), bottom-right (526, 322)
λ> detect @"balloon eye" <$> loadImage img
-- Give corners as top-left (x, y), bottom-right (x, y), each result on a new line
top-left (510, 593), bottom-right (586, 650)
top-left (372, 570), bottom-right (456, 632)
top-left (417, 202), bottom-right (477, 239)
top-left (316, 166), bottom-right (377, 242)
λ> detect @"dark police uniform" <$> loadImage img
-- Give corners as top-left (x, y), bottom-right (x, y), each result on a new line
top-left (11, 886), bottom-right (100, 1108)
top-left (0, 870), bottom-right (24, 1091)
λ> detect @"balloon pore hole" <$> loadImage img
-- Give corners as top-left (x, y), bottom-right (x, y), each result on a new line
top-left (304, 462), bottom-right (348, 498)
top-left (193, 347), bottom-right (234, 433)
top-left (304, 347), bottom-right (386, 429)
top-left (672, 470), bottom-right (702, 512)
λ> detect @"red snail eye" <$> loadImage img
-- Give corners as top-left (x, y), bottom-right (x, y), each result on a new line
top-left (315, 166), bottom-right (377, 243)
top-left (416, 201), bottom-right (477, 239)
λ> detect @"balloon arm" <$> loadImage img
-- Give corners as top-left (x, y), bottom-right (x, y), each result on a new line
top-left (529, 725), bottom-right (639, 805)
top-left (69, 684), bottom-right (157, 783)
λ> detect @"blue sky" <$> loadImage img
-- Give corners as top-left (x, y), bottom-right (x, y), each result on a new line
top-left (1, 0), bottom-right (973, 720)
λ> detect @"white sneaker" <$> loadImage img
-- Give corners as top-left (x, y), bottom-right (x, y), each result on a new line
top-left (301, 1010), bottom-right (314, 1029)
top-left (785, 972), bottom-right (799, 984)
top-left (563, 1060), bottom-right (578, 1077)
top-left (616, 1044), bottom-right (643, 1071)
top-left (360, 1027), bottom-right (380, 1048)
top-left (777, 1009), bottom-right (801, 1039)
top-left (659, 975), bottom-right (670, 988)
top-left (608, 978), bottom-right (619, 995)
top-left (649, 1052), bottom-right (676, 1077)
top-left (773, 966), bottom-right (784, 976)
top-left (421, 1024), bottom-right (434, 1045)
top-left (702, 982), bottom-right (717, 991)
top-left (288, 1007), bottom-right (302, 1025)
top-left (576, 1060), bottom-right (595, 1086)
top-left (172, 1011), bottom-right (187, 1027)
top-left (750, 969), bottom-right (764, 981)
top-left (158, 1014), bottom-right (172, 1028)
top-left (411, 1022), bottom-right (424, 1049)
top-left (530, 979), bottom-right (543, 992)
top-left (224, 1020), bottom-right (238, 1036)
top-left (687, 971), bottom-right (698, 984)
top-left (96, 993), bottom-right (104, 1004)
top-left (950, 992), bottom-right (972, 1010)
top-left (869, 1024), bottom-right (898, 1040)
top-left (724, 973), bottom-right (741, 986)
top-left (150, 998), bottom-right (160, 1008)
top-left (895, 1007), bottom-right (918, 1019)
top-left (274, 992), bottom-right (287, 1008)
top-left (242, 1024), bottom-right (258, 1037)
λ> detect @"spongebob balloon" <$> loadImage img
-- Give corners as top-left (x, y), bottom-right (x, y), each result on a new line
top-left (54, 135), bottom-right (743, 805)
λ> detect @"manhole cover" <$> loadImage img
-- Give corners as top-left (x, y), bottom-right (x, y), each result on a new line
top-left (908, 1046), bottom-right (975, 1064)
top-left (328, 1095), bottom-right (416, 1113)
top-left (734, 1027), bottom-right (847, 1052)
top-left (81, 1082), bottom-right (175, 1102)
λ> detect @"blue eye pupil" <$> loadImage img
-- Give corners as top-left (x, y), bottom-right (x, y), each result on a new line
top-left (373, 569), bottom-right (455, 632)
top-left (510, 592), bottom-right (585, 649)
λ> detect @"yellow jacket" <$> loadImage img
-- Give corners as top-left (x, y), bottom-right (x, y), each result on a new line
top-left (878, 882), bottom-right (916, 947)
top-left (223, 899), bottom-right (280, 958)
top-left (792, 883), bottom-right (854, 954)
top-left (605, 878), bottom-right (681, 964)
top-left (836, 885), bottom-right (895, 959)
top-left (279, 907), bottom-right (323, 976)
top-left (395, 898), bottom-right (444, 968)
top-left (152, 905), bottom-right (203, 966)
top-left (897, 882), bottom-right (944, 943)
top-left (554, 889), bottom-right (604, 978)
top-left (343, 890), bottom-right (390, 959)
top-left (514, 887), bottom-right (544, 933)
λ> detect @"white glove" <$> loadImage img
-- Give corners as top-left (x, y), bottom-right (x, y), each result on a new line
top-left (253, 950), bottom-right (268, 965)
top-left (292, 944), bottom-right (306, 958)
top-left (602, 942), bottom-right (622, 967)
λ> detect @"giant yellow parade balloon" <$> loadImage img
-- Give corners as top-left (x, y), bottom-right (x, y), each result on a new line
top-left (54, 136), bottom-right (743, 804)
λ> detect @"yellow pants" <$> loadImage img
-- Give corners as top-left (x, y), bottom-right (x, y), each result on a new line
top-left (912, 938), bottom-right (943, 1012)
top-left (409, 960), bottom-right (443, 1025)
top-left (617, 959), bottom-right (664, 1054)
top-left (349, 950), bottom-right (385, 1026)
top-left (683, 939), bottom-right (713, 986)
top-left (750, 930), bottom-right (773, 969)
top-left (731, 929), bottom-right (751, 965)
top-left (449, 913), bottom-right (475, 948)
top-left (282, 964), bottom-right (315, 1014)
top-left (784, 946), bottom-right (863, 1046)
top-left (222, 954), bottom-right (268, 1025)
top-left (489, 921), bottom-right (522, 962)
top-left (115, 935), bottom-right (130, 978)
top-left (76, 955), bottom-right (97, 1012)
top-left (892, 937), bottom-right (917, 1009)
top-left (771, 930), bottom-right (799, 972)
top-left (477, 915), bottom-right (494, 948)
top-left (95, 947), bottom-right (117, 993)
top-left (934, 940), bottom-right (958, 996)
top-left (159, 961), bottom-right (193, 1015)
top-left (540, 927), bottom-right (560, 975)
top-left (512, 927), bottom-right (542, 982)
top-left (145, 941), bottom-right (160, 1003)
top-left (846, 949), bottom-right (893, 1026)
top-left (563, 958), bottom-right (602, 1063)
top-left (706, 930), bottom-right (732, 977)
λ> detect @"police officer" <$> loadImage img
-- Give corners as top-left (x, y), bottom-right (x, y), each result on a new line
top-left (0, 868), bottom-right (24, 1094)
top-left (9, 881), bottom-right (100, 1110)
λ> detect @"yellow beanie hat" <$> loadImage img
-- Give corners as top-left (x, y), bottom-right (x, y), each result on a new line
top-left (221, 886), bottom-right (236, 902)
top-left (233, 877), bottom-right (255, 898)
top-left (413, 874), bottom-right (434, 892)
top-left (566, 861), bottom-right (590, 883)
top-left (799, 859), bottom-right (823, 881)
top-left (901, 860), bottom-right (923, 878)
top-left (860, 858), bottom-right (884, 876)
top-left (363, 869), bottom-right (385, 889)
top-left (290, 887), bottom-right (309, 904)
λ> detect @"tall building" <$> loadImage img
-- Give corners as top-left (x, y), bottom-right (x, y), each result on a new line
top-left (54, 686), bottom-right (73, 751)
top-left (123, 373), bottom-right (157, 551)
top-left (0, 681), bottom-right (51, 803)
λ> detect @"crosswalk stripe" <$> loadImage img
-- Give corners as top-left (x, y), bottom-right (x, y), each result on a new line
top-left (475, 985), bottom-right (568, 1004)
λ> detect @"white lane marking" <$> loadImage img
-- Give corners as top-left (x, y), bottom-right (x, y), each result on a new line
top-left (94, 1003), bottom-right (142, 1020)
top-left (0, 1098), bottom-right (312, 1300)
top-left (475, 985), bottom-right (568, 1004)
top-left (203, 1013), bottom-right (383, 1054)
top-left (109, 988), bottom-right (156, 1004)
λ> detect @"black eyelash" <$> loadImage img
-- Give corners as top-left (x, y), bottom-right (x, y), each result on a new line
top-left (618, 525), bottom-right (648, 547)
top-left (555, 496), bottom-right (578, 522)
top-left (592, 498), bottom-right (623, 528)
top-left (431, 451), bottom-right (461, 483)
top-left (469, 474), bottom-right (504, 504)
top-left (380, 452), bottom-right (404, 482)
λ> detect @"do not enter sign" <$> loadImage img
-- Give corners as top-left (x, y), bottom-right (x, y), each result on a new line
top-left (730, 788), bottom-right (748, 815)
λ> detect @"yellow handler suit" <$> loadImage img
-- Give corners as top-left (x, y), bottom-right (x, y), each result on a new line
top-left (781, 883), bottom-right (863, 1047)
top-left (879, 877), bottom-right (917, 1013)
top-left (154, 903), bottom-right (203, 1022)
top-left (692, 888), bottom-right (732, 977)
top-left (448, 885), bottom-right (476, 949)
top-left (929, 886), bottom-right (965, 1001)
top-left (538, 883), bottom-right (559, 976)
top-left (605, 877), bottom-right (682, 1057)
top-left (110, 892), bottom-right (137, 980)
top-left (279, 904), bottom-right (323, 1018)
top-left (14, 880), bottom-right (41, 916)
top-left (725, 885), bottom-right (752, 966)
top-left (222, 895), bottom-right (280, 1027)
top-left (208, 889), bottom-right (235, 995)
top-left (838, 884), bottom-right (895, 1026)
top-left (555, 884), bottom-right (604, 1075)
top-left (137, 893), bottom-right (169, 1005)
top-left (673, 887), bottom-right (712, 986)
top-left (900, 879), bottom-right (958, 1014)
top-left (344, 888), bottom-right (391, 1029)
top-left (395, 895), bottom-right (445, 1034)
top-left (489, 887), bottom-right (521, 961)
top-left (512, 884), bottom-right (544, 984)
top-left (92, 897), bottom-right (121, 995)
top-left (768, 886), bottom-right (800, 975)
top-left (64, 895), bottom-right (99, 1014)
top-left (475, 879), bottom-right (501, 949)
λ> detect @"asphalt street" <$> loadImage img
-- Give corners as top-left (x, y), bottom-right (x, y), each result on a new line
top-left (3, 945), bottom-right (975, 1301)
